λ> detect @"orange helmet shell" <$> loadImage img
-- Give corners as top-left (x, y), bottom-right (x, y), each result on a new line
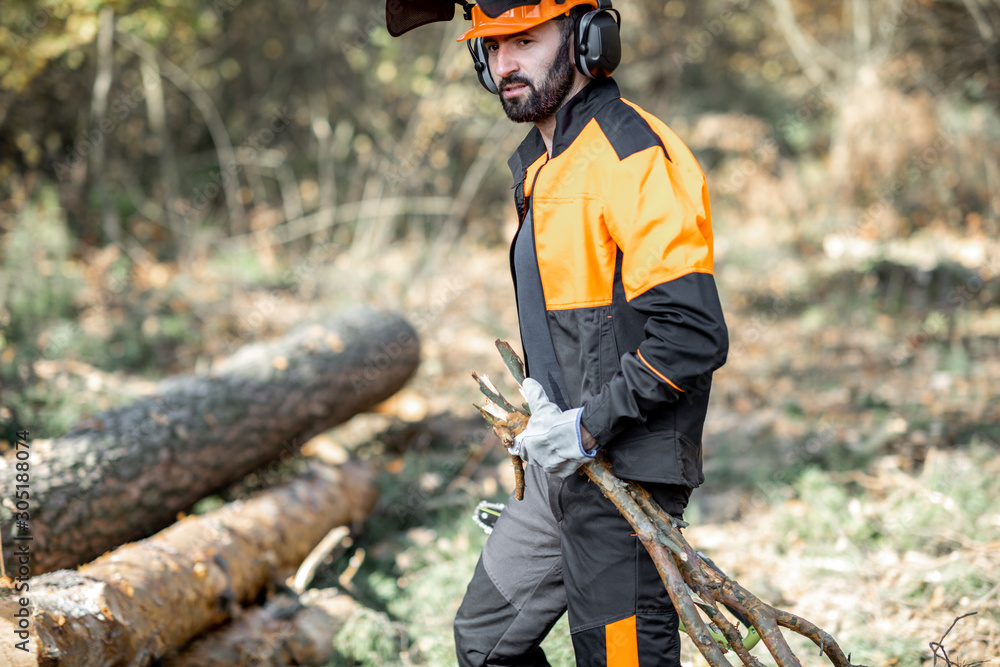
top-left (458, 0), bottom-right (596, 41)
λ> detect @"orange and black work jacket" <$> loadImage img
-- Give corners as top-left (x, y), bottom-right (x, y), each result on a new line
top-left (509, 78), bottom-right (728, 487)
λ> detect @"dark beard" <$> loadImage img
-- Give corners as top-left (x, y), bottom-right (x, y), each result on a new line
top-left (498, 32), bottom-right (576, 123)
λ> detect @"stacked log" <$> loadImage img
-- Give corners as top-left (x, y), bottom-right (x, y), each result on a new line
top-left (0, 308), bottom-right (419, 574)
top-left (161, 589), bottom-right (361, 666)
top-left (0, 459), bottom-right (377, 666)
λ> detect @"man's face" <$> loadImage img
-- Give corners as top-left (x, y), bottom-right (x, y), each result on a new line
top-left (483, 19), bottom-right (576, 124)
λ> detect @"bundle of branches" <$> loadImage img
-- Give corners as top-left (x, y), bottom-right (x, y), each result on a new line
top-left (473, 341), bottom-right (866, 667)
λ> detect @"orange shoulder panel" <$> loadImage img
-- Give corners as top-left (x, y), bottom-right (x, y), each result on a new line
top-left (528, 109), bottom-right (713, 309)
top-left (609, 101), bottom-right (714, 301)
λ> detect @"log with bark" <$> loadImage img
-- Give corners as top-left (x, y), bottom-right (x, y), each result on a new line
top-left (0, 308), bottom-right (419, 575)
top-left (0, 459), bottom-right (377, 666)
top-left (474, 340), bottom-right (868, 667)
top-left (161, 589), bottom-right (361, 667)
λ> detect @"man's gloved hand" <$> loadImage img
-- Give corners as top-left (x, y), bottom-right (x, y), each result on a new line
top-left (509, 378), bottom-right (597, 478)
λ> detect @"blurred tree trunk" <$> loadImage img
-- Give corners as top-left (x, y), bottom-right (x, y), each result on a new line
top-left (139, 56), bottom-right (183, 237)
top-left (89, 6), bottom-right (119, 244)
top-left (114, 28), bottom-right (247, 235)
top-left (0, 460), bottom-right (377, 667)
top-left (0, 308), bottom-right (419, 575)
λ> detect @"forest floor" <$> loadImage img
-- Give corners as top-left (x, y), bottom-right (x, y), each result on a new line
top-left (5, 210), bottom-right (1000, 665)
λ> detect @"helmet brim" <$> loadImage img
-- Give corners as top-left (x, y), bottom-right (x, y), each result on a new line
top-left (458, 11), bottom-right (553, 40)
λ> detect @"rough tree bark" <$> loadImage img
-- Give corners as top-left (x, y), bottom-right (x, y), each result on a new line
top-left (0, 459), bottom-right (377, 667)
top-left (0, 308), bottom-right (419, 575)
top-left (161, 589), bottom-right (360, 666)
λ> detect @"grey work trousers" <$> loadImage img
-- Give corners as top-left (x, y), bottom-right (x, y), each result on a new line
top-left (454, 464), bottom-right (690, 666)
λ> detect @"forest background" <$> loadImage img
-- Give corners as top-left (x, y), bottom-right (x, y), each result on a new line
top-left (1, 0), bottom-right (1000, 664)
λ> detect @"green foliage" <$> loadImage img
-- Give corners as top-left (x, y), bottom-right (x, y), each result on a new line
top-left (331, 605), bottom-right (405, 665)
top-left (743, 446), bottom-right (1000, 664)
top-left (208, 246), bottom-right (277, 286)
top-left (774, 442), bottom-right (1000, 571)
top-left (0, 186), bottom-right (80, 344)
top-left (843, 633), bottom-right (926, 667)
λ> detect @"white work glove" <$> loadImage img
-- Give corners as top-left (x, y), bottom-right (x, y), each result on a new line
top-left (509, 378), bottom-right (597, 478)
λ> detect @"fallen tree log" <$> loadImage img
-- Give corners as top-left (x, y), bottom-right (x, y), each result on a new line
top-left (0, 308), bottom-right (418, 574)
top-left (0, 459), bottom-right (377, 666)
top-left (161, 588), bottom-right (367, 667)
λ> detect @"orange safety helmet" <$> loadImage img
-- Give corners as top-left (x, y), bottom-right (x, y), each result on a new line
top-left (458, 0), bottom-right (599, 41)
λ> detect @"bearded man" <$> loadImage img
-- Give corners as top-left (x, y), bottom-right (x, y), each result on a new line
top-left (399, 1), bottom-right (730, 665)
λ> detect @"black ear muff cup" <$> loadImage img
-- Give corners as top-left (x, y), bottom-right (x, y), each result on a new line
top-left (575, 8), bottom-right (621, 79)
top-left (468, 37), bottom-right (499, 94)
top-left (466, 3), bottom-right (622, 93)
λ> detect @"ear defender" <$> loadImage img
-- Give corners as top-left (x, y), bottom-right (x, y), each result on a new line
top-left (465, 1), bottom-right (622, 94)
top-left (468, 37), bottom-right (499, 94)
top-left (574, 3), bottom-right (621, 79)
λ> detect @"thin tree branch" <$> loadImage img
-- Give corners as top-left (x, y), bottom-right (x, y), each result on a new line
top-left (852, 0), bottom-right (872, 59)
top-left (114, 29), bottom-right (246, 235)
top-left (774, 608), bottom-right (856, 665)
top-left (960, 0), bottom-right (995, 40)
top-left (441, 117), bottom-right (515, 238)
top-left (291, 525), bottom-right (352, 594)
top-left (766, 0), bottom-right (840, 87)
top-left (930, 612), bottom-right (979, 667)
top-left (642, 534), bottom-right (735, 666)
top-left (705, 603), bottom-right (768, 667)
top-left (310, 90), bottom-right (337, 244)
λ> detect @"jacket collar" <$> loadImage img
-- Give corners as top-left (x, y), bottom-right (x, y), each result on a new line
top-left (507, 77), bottom-right (621, 183)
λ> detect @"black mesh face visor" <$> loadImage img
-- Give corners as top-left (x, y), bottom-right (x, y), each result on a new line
top-left (476, 0), bottom-right (543, 18)
top-left (385, 0), bottom-right (456, 37)
top-left (385, 0), bottom-right (545, 36)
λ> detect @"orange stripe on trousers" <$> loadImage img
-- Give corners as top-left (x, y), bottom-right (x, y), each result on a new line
top-left (605, 614), bottom-right (639, 667)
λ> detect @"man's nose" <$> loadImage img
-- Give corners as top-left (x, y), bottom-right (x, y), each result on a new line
top-left (492, 43), bottom-right (518, 80)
